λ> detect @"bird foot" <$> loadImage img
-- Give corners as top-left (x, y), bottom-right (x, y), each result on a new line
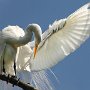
top-left (1, 73), bottom-right (10, 84)
top-left (6, 74), bottom-right (17, 85)
top-left (11, 75), bottom-right (20, 87)
top-left (6, 74), bottom-right (10, 84)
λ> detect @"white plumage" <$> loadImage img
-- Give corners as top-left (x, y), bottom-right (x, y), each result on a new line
top-left (0, 26), bottom-right (25, 75)
top-left (25, 3), bottom-right (90, 71)
top-left (0, 3), bottom-right (90, 90)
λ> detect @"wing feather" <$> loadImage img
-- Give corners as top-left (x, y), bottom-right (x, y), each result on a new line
top-left (29, 3), bottom-right (90, 71)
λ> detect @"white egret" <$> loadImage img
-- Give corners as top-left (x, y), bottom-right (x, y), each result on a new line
top-left (0, 24), bottom-right (42, 75)
top-left (0, 2), bottom-right (90, 90)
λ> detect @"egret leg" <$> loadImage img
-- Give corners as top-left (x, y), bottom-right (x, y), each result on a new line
top-left (14, 59), bottom-right (16, 76)
top-left (2, 44), bottom-right (7, 74)
top-left (2, 58), bottom-right (6, 73)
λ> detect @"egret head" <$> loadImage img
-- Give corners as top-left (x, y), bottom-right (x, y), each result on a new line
top-left (27, 24), bottom-right (42, 58)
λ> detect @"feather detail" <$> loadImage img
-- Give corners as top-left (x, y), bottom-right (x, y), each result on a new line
top-left (28, 3), bottom-right (90, 71)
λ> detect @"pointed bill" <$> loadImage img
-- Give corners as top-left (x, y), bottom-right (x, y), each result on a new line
top-left (34, 44), bottom-right (38, 58)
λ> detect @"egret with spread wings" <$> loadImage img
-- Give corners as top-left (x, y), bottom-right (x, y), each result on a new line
top-left (0, 3), bottom-right (90, 90)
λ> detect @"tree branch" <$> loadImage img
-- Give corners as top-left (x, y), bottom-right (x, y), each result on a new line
top-left (0, 74), bottom-right (37, 90)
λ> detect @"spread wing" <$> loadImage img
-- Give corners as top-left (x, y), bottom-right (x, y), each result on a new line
top-left (29, 3), bottom-right (90, 71)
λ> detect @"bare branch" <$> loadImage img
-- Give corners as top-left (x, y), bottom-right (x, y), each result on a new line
top-left (0, 74), bottom-right (37, 90)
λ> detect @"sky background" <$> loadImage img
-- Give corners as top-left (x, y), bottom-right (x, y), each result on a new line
top-left (0, 0), bottom-right (90, 90)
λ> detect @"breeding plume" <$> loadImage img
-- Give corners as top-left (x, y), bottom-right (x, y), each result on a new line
top-left (0, 3), bottom-right (90, 90)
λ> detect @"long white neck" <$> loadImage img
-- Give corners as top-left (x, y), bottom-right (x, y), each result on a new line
top-left (5, 24), bottom-right (42, 47)
top-left (16, 30), bottom-right (32, 46)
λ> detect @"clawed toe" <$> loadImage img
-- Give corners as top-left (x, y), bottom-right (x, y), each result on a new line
top-left (6, 74), bottom-right (10, 84)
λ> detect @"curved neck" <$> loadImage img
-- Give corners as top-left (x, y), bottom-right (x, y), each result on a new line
top-left (16, 30), bottom-right (32, 46)
top-left (5, 29), bottom-right (32, 47)
top-left (5, 25), bottom-right (41, 47)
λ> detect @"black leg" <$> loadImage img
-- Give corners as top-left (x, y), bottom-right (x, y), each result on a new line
top-left (2, 58), bottom-right (6, 73)
top-left (2, 44), bottom-right (7, 74)
top-left (14, 59), bottom-right (16, 76)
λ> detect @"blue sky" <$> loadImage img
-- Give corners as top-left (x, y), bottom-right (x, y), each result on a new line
top-left (0, 0), bottom-right (90, 90)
